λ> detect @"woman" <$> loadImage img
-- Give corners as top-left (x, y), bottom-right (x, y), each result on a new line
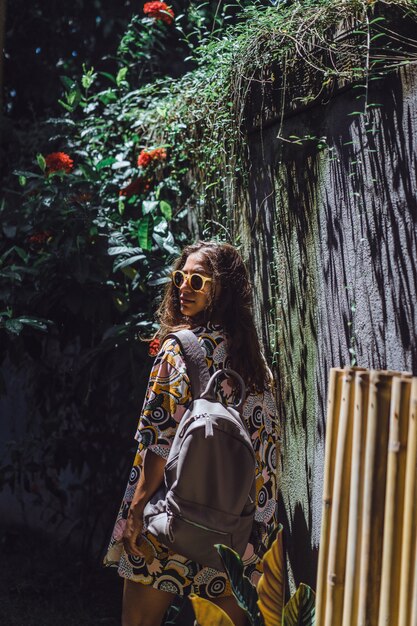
top-left (104, 241), bottom-right (279, 626)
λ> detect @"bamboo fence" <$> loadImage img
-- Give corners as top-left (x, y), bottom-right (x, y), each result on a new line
top-left (316, 368), bottom-right (416, 626)
top-left (315, 367), bottom-right (344, 626)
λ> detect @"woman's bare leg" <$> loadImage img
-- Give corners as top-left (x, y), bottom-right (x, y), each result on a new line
top-left (122, 579), bottom-right (175, 626)
top-left (211, 595), bottom-right (248, 626)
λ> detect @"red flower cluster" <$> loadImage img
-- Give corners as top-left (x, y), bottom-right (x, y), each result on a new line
top-left (143, 1), bottom-right (174, 25)
top-left (137, 147), bottom-right (167, 168)
top-left (27, 231), bottom-right (53, 245)
top-left (45, 152), bottom-right (74, 175)
top-left (119, 177), bottom-right (153, 198)
top-left (148, 338), bottom-right (161, 357)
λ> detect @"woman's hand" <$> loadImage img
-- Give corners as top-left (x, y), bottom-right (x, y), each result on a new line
top-left (122, 449), bottom-right (167, 557)
top-left (123, 507), bottom-right (145, 557)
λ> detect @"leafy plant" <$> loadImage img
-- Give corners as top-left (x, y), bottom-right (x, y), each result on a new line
top-left (190, 526), bottom-right (315, 626)
top-left (191, 596), bottom-right (235, 626)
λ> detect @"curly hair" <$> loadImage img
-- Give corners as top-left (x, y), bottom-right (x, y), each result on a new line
top-left (155, 241), bottom-right (270, 392)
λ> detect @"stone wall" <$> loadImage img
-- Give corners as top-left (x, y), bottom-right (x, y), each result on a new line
top-left (231, 59), bottom-right (417, 590)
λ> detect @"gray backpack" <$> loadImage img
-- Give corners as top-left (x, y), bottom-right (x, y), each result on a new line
top-left (143, 329), bottom-right (256, 570)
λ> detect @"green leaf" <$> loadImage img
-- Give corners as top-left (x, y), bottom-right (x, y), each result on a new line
top-left (36, 154), bottom-right (46, 172)
top-left (153, 216), bottom-right (168, 235)
top-left (369, 16), bottom-right (386, 24)
top-left (81, 65), bottom-right (97, 90)
top-left (153, 232), bottom-right (178, 256)
top-left (116, 67), bottom-right (129, 86)
top-left (147, 276), bottom-right (171, 287)
top-left (14, 247), bottom-right (29, 263)
top-left (82, 75), bottom-right (92, 90)
top-left (66, 89), bottom-right (82, 108)
top-left (99, 71), bottom-right (117, 84)
top-left (121, 266), bottom-right (137, 280)
top-left (113, 255), bottom-right (145, 272)
top-left (164, 596), bottom-right (189, 626)
top-left (216, 545), bottom-right (263, 626)
top-left (60, 75), bottom-right (76, 90)
top-left (137, 215), bottom-right (153, 251)
top-left (95, 157), bottom-right (117, 170)
top-left (78, 163), bottom-right (100, 181)
top-left (13, 170), bottom-right (43, 179)
top-left (370, 33), bottom-right (385, 42)
top-left (142, 200), bottom-right (159, 215)
top-left (4, 319), bottom-right (23, 335)
top-left (18, 176), bottom-right (27, 187)
top-left (15, 317), bottom-right (50, 332)
top-left (153, 233), bottom-right (166, 250)
top-left (108, 246), bottom-right (144, 256)
top-left (160, 200), bottom-right (172, 220)
top-left (58, 99), bottom-right (75, 113)
top-left (283, 583), bottom-right (316, 626)
top-left (112, 160), bottom-right (131, 170)
top-left (98, 89), bottom-right (118, 105)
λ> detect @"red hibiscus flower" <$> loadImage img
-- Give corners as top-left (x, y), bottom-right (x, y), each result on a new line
top-left (137, 147), bottom-right (167, 168)
top-left (44, 152), bottom-right (74, 175)
top-left (119, 177), bottom-right (153, 198)
top-left (143, 1), bottom-right (174, 25)
top-left (148, 338), bottom-right (161, 357)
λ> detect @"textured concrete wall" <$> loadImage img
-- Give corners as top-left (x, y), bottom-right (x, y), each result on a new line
top-left (234, 64), bottom-right (417, 591)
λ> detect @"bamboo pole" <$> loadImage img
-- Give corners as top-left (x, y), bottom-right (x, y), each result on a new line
top-left (411, 529), bottom-right (417, 626)
top-left (323, 368), bottom-right (356, 626)
top-left (378, 377), bottom-right (411, 626)
top-left (398, 377), bottom-right (417, 626)
top-left (342, 371), bottom-right (370, 626)
top-left (315, 367), bottom-right (345, 626)
top-left (357, 371), bottom-right (396, 626)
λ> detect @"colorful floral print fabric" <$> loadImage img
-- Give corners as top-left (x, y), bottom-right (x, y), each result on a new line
top-left (103, 323), bottom-right (279, 598)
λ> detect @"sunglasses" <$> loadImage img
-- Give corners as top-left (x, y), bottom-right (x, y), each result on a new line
top-left (171, 270), bottom-right (213, 293)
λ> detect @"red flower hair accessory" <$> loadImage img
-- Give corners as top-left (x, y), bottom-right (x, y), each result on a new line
top-left (143, 1), bottom-right (174, 25)
top-left (148, 338), bottom-right (161, 357)
top-left (45, 152), bottom-right (74, 175)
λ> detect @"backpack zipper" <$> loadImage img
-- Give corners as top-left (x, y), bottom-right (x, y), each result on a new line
top-left (179, 413), bottom-right (214, 438)
top-left (175, 513), bottom-right (229, 535)
top-left (204, 414), bottom-right (214, 438)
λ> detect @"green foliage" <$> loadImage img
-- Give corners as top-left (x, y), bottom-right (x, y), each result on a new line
top-left (284, 583), bottom-right (316, 626)
top-left (214, 534), bottom-right (316, 626)
top-left (0, 0), bottom-right (269, 556)
top-left (216, 544), bottom-right (264, 625)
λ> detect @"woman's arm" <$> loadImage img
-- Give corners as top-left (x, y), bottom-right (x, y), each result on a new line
top-left (122, 450), bottom-right (166, 557)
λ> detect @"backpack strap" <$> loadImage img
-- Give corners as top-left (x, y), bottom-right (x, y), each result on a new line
top-left (165, 330), bottom-right (210, 399)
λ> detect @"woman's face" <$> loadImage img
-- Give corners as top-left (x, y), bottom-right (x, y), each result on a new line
top-left (177, 252), bottom-right (214, 319)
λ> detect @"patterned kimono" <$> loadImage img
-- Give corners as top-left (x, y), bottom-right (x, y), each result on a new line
top-left (104, 322), bottom-right (279, 598)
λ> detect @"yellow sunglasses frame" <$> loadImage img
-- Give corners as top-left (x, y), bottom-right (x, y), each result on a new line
top-left (171, 270), bottom-right (213, 293)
